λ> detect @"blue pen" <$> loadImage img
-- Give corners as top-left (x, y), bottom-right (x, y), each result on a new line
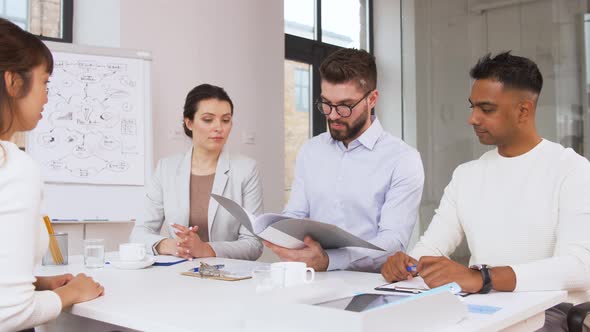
top-left (192, 264), bottom-right (225, 272)
top-left (406, 264), bottom-right (417, 272)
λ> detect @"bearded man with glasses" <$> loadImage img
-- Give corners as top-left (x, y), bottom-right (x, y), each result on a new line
top-left (264, 48), bottom-right (424, 272)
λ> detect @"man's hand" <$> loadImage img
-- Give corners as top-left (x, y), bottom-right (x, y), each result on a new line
top-left (263, 236), bottom-right (329, 271)
top-left (417, 256), bottom-right (483, 293)
top-left (34, 274), bottom-right (74, 291)
top-left (381, 252), bottom-right (418, 282)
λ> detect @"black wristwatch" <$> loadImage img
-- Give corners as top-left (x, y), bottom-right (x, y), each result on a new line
top-left (469, 264), bottom-right (493, 294)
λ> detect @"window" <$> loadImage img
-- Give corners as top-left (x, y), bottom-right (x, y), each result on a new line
top-left (294, 68), bottom-right (310, 113)
top-left (2, 0), bottom-right (73, 148)
top-left (0, 0), bottom-right (73, 42)
top-left (284, 0), bottom-right (315, 40)
top-left (283, 0), bottom-right (373, 203)
top-left (1, 0), bottom-right (28, 30)
top-left (284, 61), bottom-right (312, 202)
top-left (284, 0), bottom-right (371, 50)
top-left (321, 0), bottom-right (369, 49)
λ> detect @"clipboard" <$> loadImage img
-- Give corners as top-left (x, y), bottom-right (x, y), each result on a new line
top-left (180, 260), bottom-right (269, 281)
top-left (375, 277), bottom-right (471, 297)
top-left (375, 283), bottom-right (471, 297)
top-left (180, 271), bottom-right (251, 281)
top-left (374, 284), bottom-right (428, 294)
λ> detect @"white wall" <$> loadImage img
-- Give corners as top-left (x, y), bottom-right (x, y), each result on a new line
top-left (73, 0), bottom-right (120, 47)
top-left (119, 0), bottom-right (285, 213)
top-left (71, 0), bottom-right (284, 213)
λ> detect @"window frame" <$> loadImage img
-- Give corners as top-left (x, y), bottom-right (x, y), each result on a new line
top-left (285, 0), bottom-right (374, 136)
top-left (37, 0), bottom-right (73, 43)
top-left (1, 0), bottom-right (74, 43)
top-left (294, 67), bottom-right (311, 112)
top-left (1, 0), bottom-right (30, 30)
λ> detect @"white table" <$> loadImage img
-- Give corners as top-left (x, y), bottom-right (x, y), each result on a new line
top-left (35, 256), bottom-right (566, 332)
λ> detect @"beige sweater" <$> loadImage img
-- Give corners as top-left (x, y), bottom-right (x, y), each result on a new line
top-left (0, 141), bottom-right (61, 331)
top-left (410, 139), bottom-right (590, 303)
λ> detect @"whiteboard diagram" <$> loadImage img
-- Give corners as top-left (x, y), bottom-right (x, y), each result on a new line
top-left (27, 51), bottom-right (145, 185)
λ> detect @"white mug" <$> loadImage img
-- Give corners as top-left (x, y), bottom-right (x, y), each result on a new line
top-left (119, 243), bottom-right (146, 261)
top-left (271, 262), bottom-right (314, 287)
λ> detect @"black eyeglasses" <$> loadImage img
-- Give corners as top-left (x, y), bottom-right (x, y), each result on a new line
top-left (315, 90), bottom-right (373, 118)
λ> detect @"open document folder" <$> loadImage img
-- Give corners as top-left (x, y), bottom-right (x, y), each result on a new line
top-left (211, 194), bottom-right (384, 251)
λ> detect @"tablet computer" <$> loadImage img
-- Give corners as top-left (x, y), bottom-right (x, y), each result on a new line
top-left (314, 293), bottom-right (409, 312)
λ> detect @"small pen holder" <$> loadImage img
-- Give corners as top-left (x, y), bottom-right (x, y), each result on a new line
top-left (42, 233), bottom-right (68, 265)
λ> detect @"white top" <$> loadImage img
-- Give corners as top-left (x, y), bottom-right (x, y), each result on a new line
top-left (411, 139), bottom-right (590, 302)
top-left (284, 118), bottom-right (424, 272)
top-left (0, 141), bottom-right (61, 331)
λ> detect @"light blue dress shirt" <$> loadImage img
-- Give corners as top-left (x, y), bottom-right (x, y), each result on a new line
top-left (283, 118), bottom-right (424, 272)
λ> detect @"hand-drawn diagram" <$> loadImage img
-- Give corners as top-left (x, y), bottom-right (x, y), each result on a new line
top-left (27, 51), bottom-right (145, 185)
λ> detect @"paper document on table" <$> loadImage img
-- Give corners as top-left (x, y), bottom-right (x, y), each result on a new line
top-left (375, 277), bottom-right (430, 293)
top-left (375, 277), bottom-right (470, 296)
top-left (211, 194), bottom-right (384, 251)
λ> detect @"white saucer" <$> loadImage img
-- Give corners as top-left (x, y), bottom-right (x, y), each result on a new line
top-left (111, 255), bottom-right (156, 269)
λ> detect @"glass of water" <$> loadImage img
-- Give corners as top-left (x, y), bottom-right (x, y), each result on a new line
top-left (252, 266), bottom-right (285, 293)
top-left (84, 238), bottom-right (105, 268)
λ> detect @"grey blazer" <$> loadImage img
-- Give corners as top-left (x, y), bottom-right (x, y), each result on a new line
top-left (130, 148), bottom-right (263, 260)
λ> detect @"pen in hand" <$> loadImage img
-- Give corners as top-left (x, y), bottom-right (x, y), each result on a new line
top-left (406, 264), bottom-right (419, 277)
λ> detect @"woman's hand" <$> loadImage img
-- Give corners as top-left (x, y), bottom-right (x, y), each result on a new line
top-left (155, 238), bottom-right (178, 256)
top-left (53, 273), bottom-right (104, 308)
top-left (172, 224), bottom-right (216, 259)
top-left (34, 274), bottom-right (74, 291)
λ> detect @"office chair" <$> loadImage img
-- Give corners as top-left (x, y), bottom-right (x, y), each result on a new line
top-left (568, 302), bottom-right (590, 332)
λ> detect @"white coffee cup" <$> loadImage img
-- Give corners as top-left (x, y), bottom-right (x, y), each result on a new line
top-left (271, 262), bottom-right (314, 287)
top-left (119, 243), bottom-right (146, 261)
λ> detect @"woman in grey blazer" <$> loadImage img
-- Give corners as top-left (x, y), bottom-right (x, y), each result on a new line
top-left (130, 84), bottom-right (263, 261)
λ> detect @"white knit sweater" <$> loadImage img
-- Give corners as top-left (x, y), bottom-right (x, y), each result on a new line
top-left (0, 141), bottom-right (61, 331)
top-left (410, 139), bottom-right (590, 303)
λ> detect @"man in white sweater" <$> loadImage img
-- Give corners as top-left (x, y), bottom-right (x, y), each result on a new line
top-left (381, 52), bottom-right (590, 331)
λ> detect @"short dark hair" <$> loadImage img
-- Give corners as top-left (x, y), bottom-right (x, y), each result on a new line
top-left (0, 17), bottom-right (54, 138)
top-left (469, 51), bottom-right (543, 94)
top-left (319, 48), bottom-right (377, 92)
top-left (182, 84), bottom-right (234, 138)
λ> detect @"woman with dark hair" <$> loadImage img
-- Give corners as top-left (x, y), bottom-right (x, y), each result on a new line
top-left (130, 84), bottom-right (263, 260)
top-left (0, 18), bottom-right (103, 331)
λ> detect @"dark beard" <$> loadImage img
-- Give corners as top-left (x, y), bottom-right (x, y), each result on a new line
top-left (328, 110), bottom-right (369, 142)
